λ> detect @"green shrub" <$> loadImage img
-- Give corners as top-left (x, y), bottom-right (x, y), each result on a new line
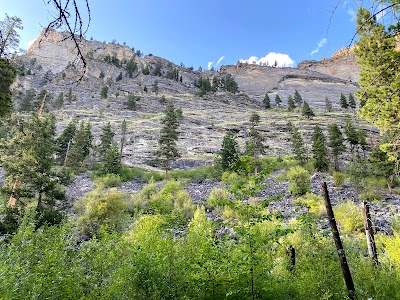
top-left (128, 182), bottom-right (159, 215)
top-left (94, 173), bottom-right (122, 188)
top-left (287, 166), bottom-right (311, 196)
top-left (75, 188), bottom-right (129, 236)
top-left (118, 165), bottom-right (163, 182)
top-left (332, 171), bottom-right (345, 188)
top-left (360, 186), bottom-right (383, 202)
top-left (333, 200), bottom-right (363, 234)
top-left (294, 193), bottom-right (326, 217)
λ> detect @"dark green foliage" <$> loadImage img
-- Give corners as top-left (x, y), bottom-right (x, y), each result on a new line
top-left (152, 80), bottom-right (159, 94)
top-left (287, 95), bottom-right (295, 111)
top-left (369, 146), bottom-right (396, 192)
top-left (66, 87), bottom-right (73, 103)
top-left (157, 101), bottom-right (181, 178)
top-left (311, 125), bottom-right (329, 171)
top-left (293, 89), bottom-right (303, 106)
top-left (327, 123), bottom-right (346, 170)
top-left (221, 74), bottom-right (239, 93)
top-left (275, 94), bottom-right (282, 106)
top-left (340, 93), bottom-right (348, 109)
top-left (216, 131), bottom-right (239, 172)
top-left (116, 71), bottom-right (123, 82)
top-left (100, 86), bottom-right (108, 99)
top-left (104, 54), bottom-right (120, 67)
top-left (143, 85), bottom-right (148, 93)
top-left (344, 119), bottom-right (360, 155)
top-left (245, 112), bottom-right (265, 158)
top-left (54, 92), bottom-right (64, 109)
top-left (325, 97), bottom-right (333, 112)
top-left (19, 89), bottom-right (35, 111)
top-left (66, 121), bottom-right (92, 171)
top-left (197, 76), bottom-right (212, 96)
top-left (99, 122), bottom-right (115, 158)
top-left (153, 62), bottom-right (162, 76)
top-left (263, 93), bottom-right (271, 109)
top-left (99, 70), bottom-right (105, 79)
top-left (166, 65), bottom-right (179, 81)
top-left (291, 126), bottom-right (307, 165)
top-left (126, 59), bottom-right (137, 78)
top-left (142, 66), bottom-right (150, 75)
top-left (102, 143), bottom-right (121, 174)
top-left (0, 58), bottom-right (16, 117)
top-left (302, 101), bottom-right (315, 119)
top-left (160, 95), bottom-right (167, 104)
top-left (348, 93), bottom-right (356, 109)
top-left (0, 113), bottom-right (65, 222)
top-left (125, 94), bottom-right (140, 110)
top-left (35, 89), bottom-right (51, 110)
top-left (56, 119), bottom-right (77, 164)
top-left (211, 76), bottom-right (220, 92)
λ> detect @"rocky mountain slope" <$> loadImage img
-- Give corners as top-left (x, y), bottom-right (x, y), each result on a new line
top-left (11, 30), bottom-right (364, 169)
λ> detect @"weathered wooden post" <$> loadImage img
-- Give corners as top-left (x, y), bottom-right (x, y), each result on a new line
top-left (321, 182), bottom-right (356, 300)
top-left (362, 201), bottom-right (379, 265)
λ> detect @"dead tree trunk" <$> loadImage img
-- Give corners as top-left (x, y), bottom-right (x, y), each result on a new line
top-left (362, 201), bottom-right (379, 266)
top-left (321, 182), bottom-right (356, 300)
top-left (63, 139), bottom-right (72, 167)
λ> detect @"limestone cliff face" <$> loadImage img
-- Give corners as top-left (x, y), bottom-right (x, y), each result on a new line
top-left (298, 47), bottom-right (359, 82)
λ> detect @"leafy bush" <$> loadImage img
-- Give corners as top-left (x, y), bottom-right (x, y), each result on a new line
top-left (287, 166), bottom-right (311, 196)
top-left (75, 188), bottom-right (129, 236)
top-left (332, 171), bottom-right (345, 188)
top-left (118, 165), bottom-right (163, 182)
top-left (333, 200), bottom-right (363, 234)
top-left (294, 193), bottom-right (326, 217)
top-left (94, 173), bottom-right (122, 188)
top-left (360, 186), bottom-right (383, 202)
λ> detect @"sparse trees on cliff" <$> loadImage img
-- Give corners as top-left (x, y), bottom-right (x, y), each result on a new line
top-left (302, 101), bottom-right (315, 119)
top-left (263, 93), bottom-right (271, 109)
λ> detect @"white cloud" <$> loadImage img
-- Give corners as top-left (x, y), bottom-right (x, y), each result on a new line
top-left (347, 8), bottom-right (357, 22)
top-left (27, 39), bottom-right (36, 48)
top-left (239, 52), bottom-right (295, 68)
top-left (216, 56), bottom-right (224, 67)
top-left (207, 61), bottom-right (214, 70)
top-left (310, 37), bottom-right (327, 55)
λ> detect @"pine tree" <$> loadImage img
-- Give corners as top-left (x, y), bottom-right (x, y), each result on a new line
top-left (291, 126), bottom-right (307, 165)
top-left (66, 87), bottom-right (73, 103)
top-left (344, 120), bottom-right (359, 155)
top-left (245, 112), bottom-right (265, 158)
top-left (54, 92), bottom-right (64, 109)
top-left (116, 71), bottom-right (123, 82)
top-left (152, 80), bottom-right (159, 95)
top-left (0, 58), bottom-right (16, 117)
top-left (144, 85), bottom-right (148, 93)
top-left (56, 119), bottom-right (77, 165)
top-left (293, 90), bottom-right (303, 106)
top-left (157, 101), bottom-right (181, 179)
top-left (216, 131), bottom-right (239, 172)
top-left (0, 113), bottom-right (65, 217)
top-left (103, 143), bottom-right (121, 174)
top-left (369, 146), bottom-right (396, 192)
top-left (348, 93), bottom-right (356, 110)
top-left (66, 121), bottom-right (92, 171)
top-left (275, 94), bottom-right (282, 107)
top-left (99, 70), bottom-right (105, 79)
top-left (325, 97), bottom-right (333, 112)
top-left (327, 123), bottom-right (346, 170)
top-left (19, 89), bottom-right (36, 111)
top-left (340, 93), bottom-right (348, 109)
top-left (263, 93), bottom-right (271, 109)
top-left (302, 101), bottom-right (315, 119)
top-left (142, 66), bottom-right (150, 75)
top-left (100, 86), bottom-right (108, 99)
top-left (287, 95), bottom-right (295, 112)
top-left (126, 59), bottom-right (137, 78)
top-left (311, 125), bottom-right (329, 171)
top-left (119, 119), bottom-right (127, 164)
top-left (99, 122), bottom-right (115, 158)
top-left (125, 94), bottom-right (139, 110)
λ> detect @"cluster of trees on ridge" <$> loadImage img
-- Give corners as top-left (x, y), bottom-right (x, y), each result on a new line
top-left (1, 2), bottom-right (400, 299)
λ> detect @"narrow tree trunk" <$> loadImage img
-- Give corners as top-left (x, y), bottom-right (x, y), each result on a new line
top-left (321, 182), bottom-right (356, 300)
top-left (165, 160), bottom-right (169, 180)
top-left (287, 245), bottom-right (295, 272)
top-left (63, 139), bottom-right (72, 167)
top-left (362, 201), bottom-right (379, 266)
top-left (386, 178), bottom-right (393, 194)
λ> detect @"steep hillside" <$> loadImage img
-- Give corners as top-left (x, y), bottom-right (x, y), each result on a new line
top-left (11, 30), bottom-right (367, 170)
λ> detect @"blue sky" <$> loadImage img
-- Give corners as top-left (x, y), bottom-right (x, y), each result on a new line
top-left (0, 0), bottom-right (372, 69)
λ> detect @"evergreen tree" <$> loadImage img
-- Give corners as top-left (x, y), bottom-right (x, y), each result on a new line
top-left (116, 71), bottom-right (123, 82)
top-left (157, 101), bottom-right (181, 179)
top-left (291, 126), bottom-right (307, 165)
top-left (153, 62), bottom-right (162, 76)
top-left (144, 85), bottom-right (148, 93)
top-left (126, 59), bottom-right (137, 78)
top-left (311, 125), bottom-right (329, 171)
top-left (340, 93), bottom-right (348, 109)
top-left (287, 95), bottom-right (295, 112)
top-left (66, 121), bottom-right (92, 171)
top-left (125, 94), bottom-right (140, 110)
top-left (369, 146), bottom-right (396, 193)
top-left (99, 122), bottom-right (115, 158)
top-left (302, 101), bottom-right (315, 119)
top-left (19, 89), bottom-right (36, 111)
top-left (275, 94), bottom-right (282, 107)
top-left (0, 58), bottom-right (16, 117)
top-left (263, 93), bottom-right (271, 109)
top-left (119, 119), bottom-right (127, 164)
top-left (56, 119), bottom-right (77, 165)
top-left (344, 120), bottom-right (359, 155)
top-left (152, 80), bottom-right (159, 95)
top-left (100, 86), bottom-right (108, 99)
top-left (198, 77), bottom-right (212, 96)
top-left (327, 123), bottom-right (346, 170)
top-left (348, 93), bottom-right (356, 110)
top-left (103, 143), bottom-right (121, 174)
top-left (54, 92), bottom-right (64, 109)
top-left (160, 95), bottom-right (167, 104)
top-left (99, 70), bottom-right (105, 79)
top-left (216, 131), bottom-right (239, 172)
top-left (211, 76), bottom-right (220, 92)
top-left (222, 74), bottom-right (239, 93)
top-left (142, 66), bottom-right (150, 75)
top-left (0, 113), bottom-right (65, 219)
top-left (325, 97), bottom-right (333, 112)
top-left (293, 90), bottom-right (303, 106)
top-left (245, 112), bottom-right (265, 158)
top-left (66, 87), bottom-right (73, 103)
